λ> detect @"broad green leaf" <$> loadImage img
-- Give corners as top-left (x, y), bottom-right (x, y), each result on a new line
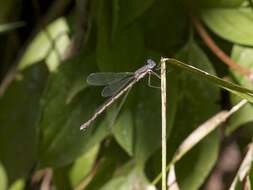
top-left (175, 133), bottom-right (219, 190)
top-left (69, 144), bottom-right (100, 187)
top-left (0, 22), bottom-right (25, 34)
top-left (193, 0), bottom-right (245, 8)
top-left (226, 45), bottom-right (253, 134)
top-left (172, 111), bottom-right (230, 164)
top-left (250, 167), bottom-right (253, 189)
top-left (0, 1), bottom-right (15, 21)
top-left (166, 58), bottom-right (253, 102)
top-left (167, 42), bottom-right (220, 190)
top-left (100, 162), bottom-right (155, 190)
top-left (131, 83), bottom-right (161, 165)
top-left (140, 0), bottom-right (187, 54)
top-left (95, 0), bottom-right (145, 72)
top-left (114, 0), bottom-right (154, 29)
top-left (0, 62), bottom-right (48, 182)
top-left (37, 54), bottom-right (109, 167)
top-left (231, 45), bottom-right (253, 88)
top-left (112, 109), bottom-right (134, 156)
top-left (9, 179), bottom-right (25, 190)
top-left (217, 0), bottom-right (245, 7)
top-left (84, 140), bottom-right (129, 190)
top-left (19, 18), bottom-right (70, 71)
top-left (201, 8), bottom-right (253, 46)
top-left (54, 166), bottom-right (72, 190)
top-left (0, 162), bottom-right (7, 190)
top-left (97, 24), bottom-right (145, 72)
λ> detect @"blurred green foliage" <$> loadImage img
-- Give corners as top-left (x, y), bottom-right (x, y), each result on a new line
top-left (0, 0), bottom-right (253, 189)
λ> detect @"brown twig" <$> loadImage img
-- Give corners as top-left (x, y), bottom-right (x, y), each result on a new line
top-left (190, 14), bottom-right (253, 82)
top-left (0, 66), bottom-right (17, 97)
top-left (31, 168), bottom-right (53, 190)
top-left (40, 169), bottom-right (53, 190)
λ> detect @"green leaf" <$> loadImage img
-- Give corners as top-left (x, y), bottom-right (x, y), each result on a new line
top-left (167, 42), bottom-right (220, 190)
top-left (84, 140), bottom-right (129, 190)
top-left (140, 0), bottom-right (187, 54)
top-left (201, 8), bottom-right (253, 46)
top-left (226, 45), bottom-right (253, 134)
top-left (193, 0), bottom-right (245, 8)
top-left (231, 45), bottom-right (253, 88)
top-left (9, 179), bottom-right (25, 190)
top-left (37, 54), bottom-right (109, 168)
top-left (97, 23), bottom-right (145, 72)
top-left (69, 144), bottom-right (100, 187)
top-left (176, 133), bottom-right (219, 190)
top-left (112, 109), bottom-right (134, 156)
top-left (131, 84), bottom-right (161, 165)
top-left (100, 162), bottom-right (155, 190)
top-left (114, 0), bottom-right (154, 29)
top-left (0, 22), bottom-right (25, 34)
top-left (0, 62), bottom-right (48, 182)
top-left (250, 167), bottom-right (253, 189)
top-left (18, 18), bottom-right (70, 71)
top-left (0, 162), bottom-right (7, 190)
top-left (0, 1), bottom-right (15, 20)
top-left (217, 0), bottom-right (245, 7)
top-left (53, 166), bottom-right (72, 190)
top-left (95, 0), bottom-right (145, 72)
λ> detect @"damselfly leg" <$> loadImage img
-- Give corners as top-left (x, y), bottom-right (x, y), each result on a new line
top-left (147, 70), bottom-right (161, 89)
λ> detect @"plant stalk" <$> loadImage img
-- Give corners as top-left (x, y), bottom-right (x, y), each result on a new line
top-left (161, 57), bottom-right (167, 190)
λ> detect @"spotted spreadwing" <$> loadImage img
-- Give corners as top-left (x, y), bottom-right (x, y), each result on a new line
top-left (80, 59), bottom-right (160, 130)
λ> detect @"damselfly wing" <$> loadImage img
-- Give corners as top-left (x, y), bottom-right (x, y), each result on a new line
top-left (80, 59), bottom-right (157, 130)
top-left (87, 72), bottom-right (134, 97)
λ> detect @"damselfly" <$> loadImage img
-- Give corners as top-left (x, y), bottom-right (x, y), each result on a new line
top-left (80, 59), bottom-right (159, 130)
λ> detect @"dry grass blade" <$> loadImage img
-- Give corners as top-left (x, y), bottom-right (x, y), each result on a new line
top-left (172, 100), bottom-right (248, 163)
top-left (164, 58), bottom-right (253, 103)
top-left (152, 99), bottom-right (248, 185)
top-left (167, 165), bottom-right (180, 190)
top-left (172, 111), bottom-right (227, 163)
top-left (229, 143), bottom-right (253, 190)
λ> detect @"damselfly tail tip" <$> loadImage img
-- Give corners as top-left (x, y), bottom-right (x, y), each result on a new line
top-left (80, 123), bottom-right (88, 131)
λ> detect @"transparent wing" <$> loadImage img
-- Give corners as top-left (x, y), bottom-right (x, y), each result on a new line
top-left (87, 72), bottom-right (133, 86)
top-left (101, 77), bottom-right (133, 97)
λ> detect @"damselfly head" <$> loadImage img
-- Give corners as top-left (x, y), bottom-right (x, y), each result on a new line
top-left (146, 59), bottom-right (156, 69)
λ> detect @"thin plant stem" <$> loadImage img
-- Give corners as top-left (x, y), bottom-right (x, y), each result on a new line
top-left (161, 58), bottom-right (167, 190)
